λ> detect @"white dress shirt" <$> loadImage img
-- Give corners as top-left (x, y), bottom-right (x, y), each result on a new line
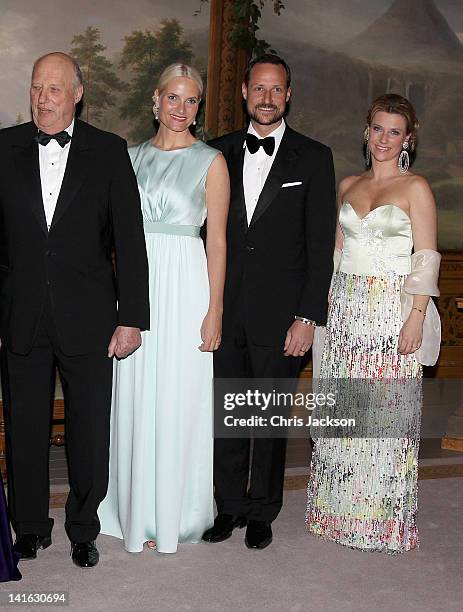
top-left (38, 120), bottom-right (74, 230)
top-left (243, 118), bottom-right (286, 225)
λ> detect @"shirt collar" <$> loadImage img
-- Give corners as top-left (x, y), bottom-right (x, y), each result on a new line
top-left (245, 118), bottom-right (286, 151)
top-left (65, 119), bottom-right (75, 137)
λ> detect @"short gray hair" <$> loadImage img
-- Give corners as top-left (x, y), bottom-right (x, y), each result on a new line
top-left (32, 52), bottom-right (83, 89)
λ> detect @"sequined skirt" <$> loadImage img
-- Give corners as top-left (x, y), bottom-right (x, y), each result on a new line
top-left (306, 272), bottom-right (422, 554)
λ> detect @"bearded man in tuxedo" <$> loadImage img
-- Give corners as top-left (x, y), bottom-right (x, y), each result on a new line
top-left (0, 52), bottom-right (149, 567)
top-left (202, 54), bottom-right (336, 549)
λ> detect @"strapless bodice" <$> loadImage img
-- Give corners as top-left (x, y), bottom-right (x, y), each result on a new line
top-left (339, 202), bottom-right (413, 275)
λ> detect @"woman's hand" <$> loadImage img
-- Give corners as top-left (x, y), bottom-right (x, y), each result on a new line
top-left (199, 308), bottom-right (222, 352)
top-left (398, 310), bottom-right (424, 355)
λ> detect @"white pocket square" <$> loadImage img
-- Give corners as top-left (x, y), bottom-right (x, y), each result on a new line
top-left (281, 181), bottom-right (302, 188)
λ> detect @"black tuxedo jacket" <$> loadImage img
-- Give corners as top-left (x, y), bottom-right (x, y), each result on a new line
top-left (0, 119), bottom-right (149, 355)
top-left (209, 125), bottom-right (336, 346)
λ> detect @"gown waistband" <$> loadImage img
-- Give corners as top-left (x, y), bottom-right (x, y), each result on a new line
top-left (143, 221), bottom-right (201, 237)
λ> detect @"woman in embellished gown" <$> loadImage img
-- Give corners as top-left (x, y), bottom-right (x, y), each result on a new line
top-left (98, 64), bottom-right (229, 553)
top-left (306, 94), bottom-right (441, 553)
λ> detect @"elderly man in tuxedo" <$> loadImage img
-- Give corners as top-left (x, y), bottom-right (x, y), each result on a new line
top-left (202, 54), bottom-right (336, 549)
top-left (0, 52), bottom-right (149, 568)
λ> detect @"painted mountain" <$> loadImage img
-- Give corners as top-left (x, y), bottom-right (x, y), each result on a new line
top-left (343, 0), bottom-right (463, 68)
top-left (264, 0), bottom-right (463, 249)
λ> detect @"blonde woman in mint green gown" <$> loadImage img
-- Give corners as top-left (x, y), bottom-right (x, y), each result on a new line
top-left (98, 64), bottom-right (229, 553)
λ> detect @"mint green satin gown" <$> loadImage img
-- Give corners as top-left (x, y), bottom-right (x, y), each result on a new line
top-left (98, 140), bottom-right (219, 553)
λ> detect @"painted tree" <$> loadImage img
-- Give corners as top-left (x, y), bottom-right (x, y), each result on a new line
top-left (119, 19), bottom-right (193, 142)
top-left (70, 26), bottom-right (125, 125)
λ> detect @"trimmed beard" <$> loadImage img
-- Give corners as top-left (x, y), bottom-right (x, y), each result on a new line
top-left (248, 104), bottom-right (285, 126)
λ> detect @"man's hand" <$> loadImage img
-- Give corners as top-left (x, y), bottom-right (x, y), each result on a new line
top-left (108, 326), bottom-right (142, 359)
top-left (283, 320), bottom-right (315, 357)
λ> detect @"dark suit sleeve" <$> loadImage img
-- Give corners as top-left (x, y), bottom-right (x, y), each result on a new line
top-left (110, 139), bottom-right (150, 330)
top-left (297, 145), bottom-right (336, 325)
top-left (207, 135), bottom-right (232, 158)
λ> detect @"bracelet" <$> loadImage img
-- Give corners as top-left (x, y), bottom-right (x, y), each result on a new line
top-left (294, 316), bottom-right (317, 327)
top-left (412, 306), bottom-right (426, 317)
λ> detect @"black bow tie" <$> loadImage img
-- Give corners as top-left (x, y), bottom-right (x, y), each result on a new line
top-left (245, 133), bottom-right (275, 156)
top-left (36, 130), bottom-right (72, 147)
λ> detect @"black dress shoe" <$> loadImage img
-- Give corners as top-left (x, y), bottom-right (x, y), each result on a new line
top-left (202, 514), bottom-right (247, 543)
top-left (245, 520), bottom-right (273, 549)
top-left (71, 541), bottom-right (99, 568)
top-left (14, 534), bottom-right (52, 560)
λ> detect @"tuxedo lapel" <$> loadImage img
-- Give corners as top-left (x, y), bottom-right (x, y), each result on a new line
top-left (229, 133), bottom-right (248, 234)
top-left (12, 124), bottom-right (48, 236)
top-left (248, 129), bottom-right (298, 229)
top-left (50, 119), bottom-right (92, 231)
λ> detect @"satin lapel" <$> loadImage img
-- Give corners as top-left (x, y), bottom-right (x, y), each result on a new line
top-left (248, 132), bottom-right (298, 229)
top-left (50, 120), bottom-right (92, 231)
top-left (229, 135), bottom-right (248, 233)
top-left (12, 126), bottom-right (48, 236)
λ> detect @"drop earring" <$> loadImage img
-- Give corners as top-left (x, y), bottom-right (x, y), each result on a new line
top-left (364, 126), bottom-right (371, 168)
top-left (398, 141), bottom-right (410, 174)
top-left (152, 95), bottom-right (159, 121)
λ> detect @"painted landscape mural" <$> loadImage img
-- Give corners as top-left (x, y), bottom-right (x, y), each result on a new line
top-left (0, 0), bottom-right (210, 141)
top-left (0, 0), bottom-right (461, 249)
top-left (258, 0), bottom-right (463, 250)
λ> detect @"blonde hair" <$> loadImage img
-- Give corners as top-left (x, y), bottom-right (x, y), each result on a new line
top-left (156, 63), bottom-right (204, 98)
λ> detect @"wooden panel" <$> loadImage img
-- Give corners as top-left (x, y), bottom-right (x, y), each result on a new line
top-left (205, 0), bottom-right (249, 137)
top-left (434, 252), bottom-right (463, 378)
top-left (0, 398), bottom-right (65, 477)
top-left (441, 276), bottom-right (463, 449)
top-left (441, 437), bottom-right (463, 452)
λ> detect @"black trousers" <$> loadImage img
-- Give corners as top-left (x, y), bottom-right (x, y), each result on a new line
top-left (0, 296), bottom-right (113, 542)
top-left (213, 325), bottom-right (301, 523)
